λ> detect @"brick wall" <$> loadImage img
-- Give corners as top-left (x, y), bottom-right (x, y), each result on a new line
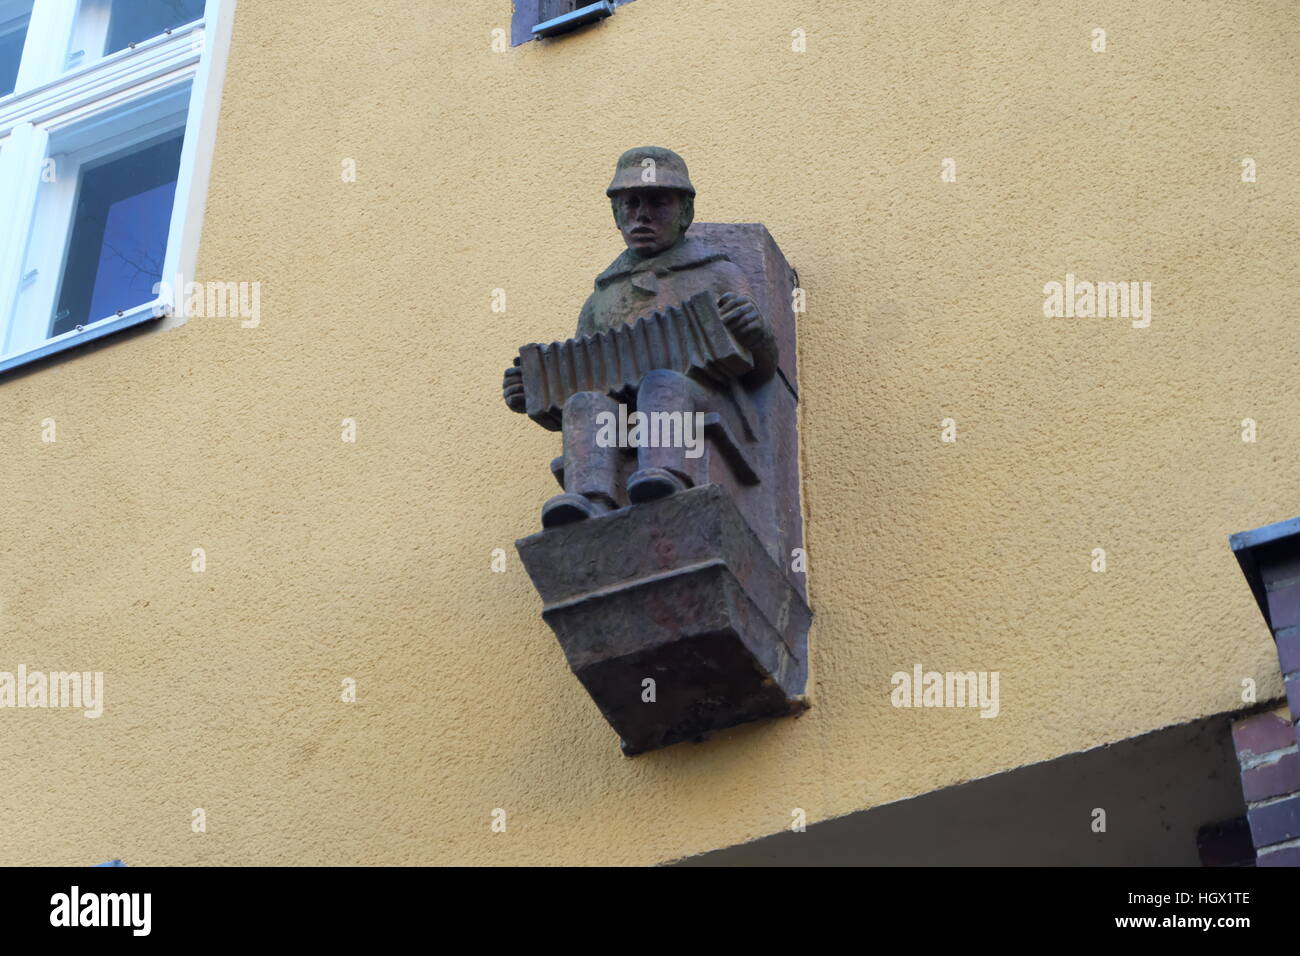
top-left (1230, 707), bottom-right (1300, 866)
top-left (1258, 536), bottom-right (1300, 738)
top-left (1228, 520), bottom-right (1300, 866)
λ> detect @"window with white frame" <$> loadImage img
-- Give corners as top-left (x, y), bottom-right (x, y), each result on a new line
top-left (0, 0), bottom-right (234, 373)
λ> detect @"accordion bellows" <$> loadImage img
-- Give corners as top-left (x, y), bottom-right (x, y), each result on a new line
top-left (518, 292), bottom-right (753, 430)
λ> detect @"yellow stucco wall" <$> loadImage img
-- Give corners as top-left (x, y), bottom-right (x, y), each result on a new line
top-left (1, 0), bottom-right (1297, 865)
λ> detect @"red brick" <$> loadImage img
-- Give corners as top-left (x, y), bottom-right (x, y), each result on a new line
top-left (1256, 844), bottom-right (1300, 867)
top-left (1247, 793), bottom-right (1300, 848)
top-left (1260, 547), bottom-right (1300, 590)
top-left (1278, 627), bottom-right (1300, 675)
top-left (1242, 750), bottom-right (1300, 802)
top-left (1269, 581), bottom-right (1300, 630)
top-left (1232, 709), bottom-right (1296, 760)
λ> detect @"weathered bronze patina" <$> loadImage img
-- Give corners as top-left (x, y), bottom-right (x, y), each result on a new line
top-left (505, 147), bottom-right (811, 755)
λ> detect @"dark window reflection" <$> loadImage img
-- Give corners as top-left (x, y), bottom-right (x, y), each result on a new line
top-left (52, 131), bottom-right (184, 336)
top-left (104, 0), bottom-right (206, 55)
top-left (0, 5), bottom-right (32, 98)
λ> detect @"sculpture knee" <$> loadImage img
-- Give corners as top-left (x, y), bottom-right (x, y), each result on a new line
top-left (636, 368), bottom-right (692, 411)
top-left (563, 389), bottom-right (617, 427)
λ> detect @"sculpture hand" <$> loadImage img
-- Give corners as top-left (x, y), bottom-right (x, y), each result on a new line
top-left (503, 363), bottom-right (526, 413)
top-left (718, 292), bottom-right (767, 352)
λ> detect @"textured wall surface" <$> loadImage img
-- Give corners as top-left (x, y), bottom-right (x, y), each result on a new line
top-left (1, 0), bottom-right (1297, 865)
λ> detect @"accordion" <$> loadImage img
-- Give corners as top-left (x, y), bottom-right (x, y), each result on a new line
top-left (517, 291), bottom-right (753, 430)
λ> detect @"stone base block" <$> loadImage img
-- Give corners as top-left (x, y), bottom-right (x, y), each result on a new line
top-left (516, 483), bottom-right (811, 755)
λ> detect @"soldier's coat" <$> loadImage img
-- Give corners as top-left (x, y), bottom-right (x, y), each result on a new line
top-left (574, 233), bottom-right (778, 439)
top-left (577, 236), bottom-right (777, 374)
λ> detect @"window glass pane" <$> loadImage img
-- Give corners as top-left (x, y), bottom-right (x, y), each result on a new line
top-left (103, 0), bottom-right (205, 55)
top-left (52, 131), bottom-right (184, 335)
top-left (67, 0), bottom-right (207, 70)
top-left (539, 1), bottom-right (583, 20)
top-left (0, 2), bottom-right (33, 97)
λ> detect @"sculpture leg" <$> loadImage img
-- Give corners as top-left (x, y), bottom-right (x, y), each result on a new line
top-left (627, 368), bottom-right (699, 503)
top-left (542, 390), bottom-right (619, 528)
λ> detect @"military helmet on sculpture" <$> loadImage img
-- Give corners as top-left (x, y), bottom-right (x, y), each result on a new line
top-left (606, 146), bottom-right (696, 196)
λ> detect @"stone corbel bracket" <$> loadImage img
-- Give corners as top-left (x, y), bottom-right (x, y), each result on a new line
top-left (519, 484), bottom-right (810, 754)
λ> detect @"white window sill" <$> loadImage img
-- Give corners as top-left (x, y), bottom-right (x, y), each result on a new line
top-left (0, 299), bottom-right (164, 373)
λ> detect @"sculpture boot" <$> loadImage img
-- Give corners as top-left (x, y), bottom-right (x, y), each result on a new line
top-left (541, 492), bottom-right (613, 528)
top-left (626, 467), bottom-right (689, 504)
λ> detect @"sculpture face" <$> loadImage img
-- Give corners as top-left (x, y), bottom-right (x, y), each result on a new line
top-left (613, 189), bottom-right (688, 258)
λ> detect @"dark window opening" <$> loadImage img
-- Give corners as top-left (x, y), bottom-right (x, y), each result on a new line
top-left (52, 131), bottom-right (185, 336)
top-left (511, 0), bottom-right (631, 46)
